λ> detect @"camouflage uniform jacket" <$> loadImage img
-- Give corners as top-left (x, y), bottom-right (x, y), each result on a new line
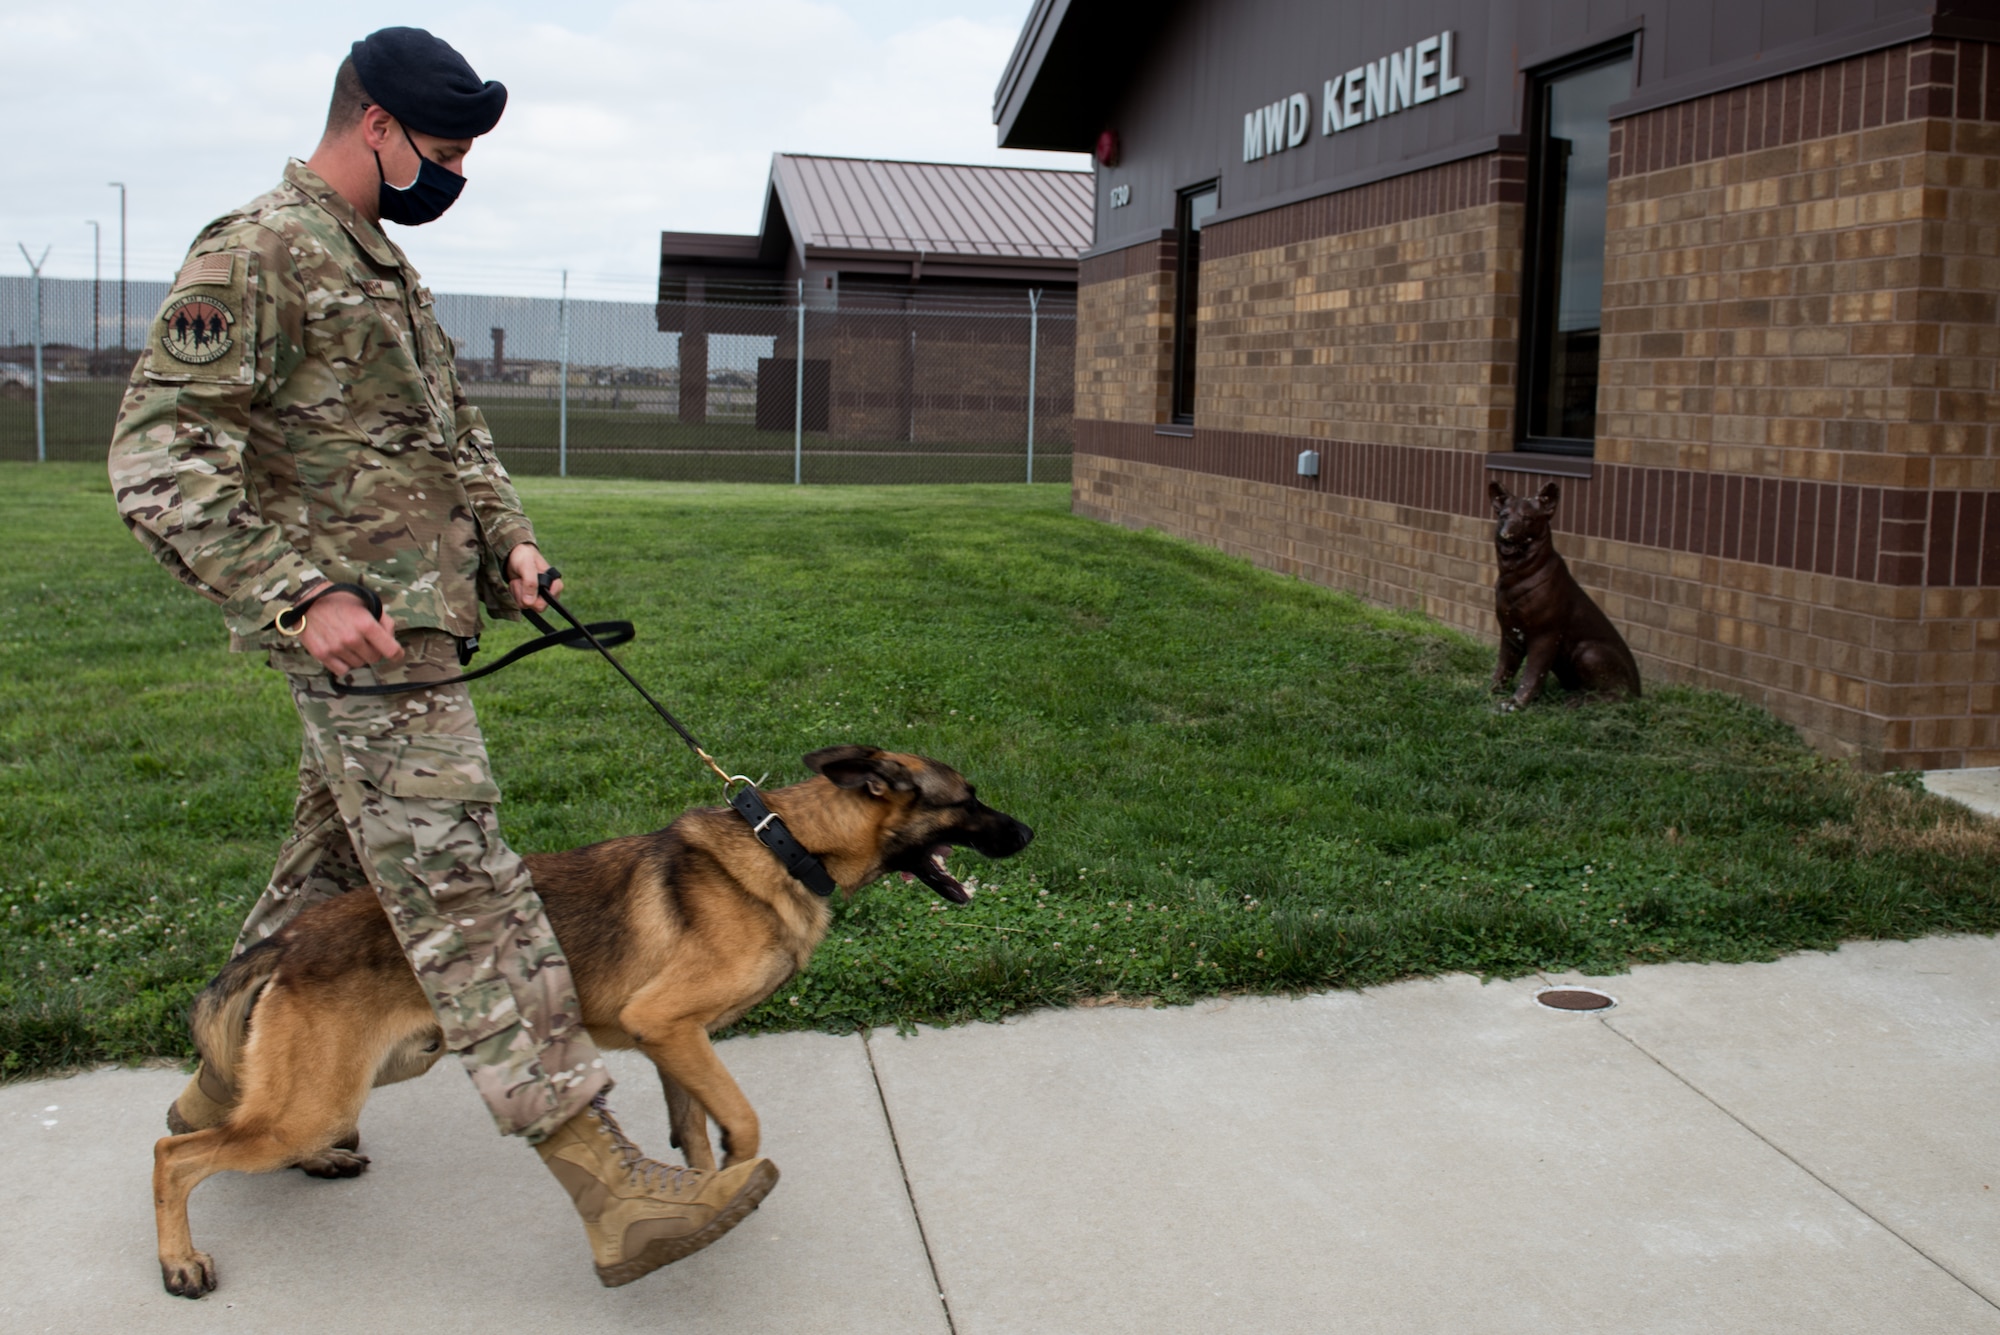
top-left (108, 159), bottom-right (533, 649)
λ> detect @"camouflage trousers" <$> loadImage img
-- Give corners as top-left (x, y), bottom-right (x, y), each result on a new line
top-left (236, 631), bottom-right (610, 1142)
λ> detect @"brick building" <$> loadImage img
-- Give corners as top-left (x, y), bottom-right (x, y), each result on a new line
top-left (997, 0), bottom-right (2000, 770)
top-left (658, 154), bottom-right (1088, 452)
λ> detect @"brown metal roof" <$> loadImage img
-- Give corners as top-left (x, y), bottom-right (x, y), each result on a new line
top-left (770, 154), bottom-right (1092, 261)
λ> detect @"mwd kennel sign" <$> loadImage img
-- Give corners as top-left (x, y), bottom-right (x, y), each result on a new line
top-left (1243, 31), bottom-right (1465, 161)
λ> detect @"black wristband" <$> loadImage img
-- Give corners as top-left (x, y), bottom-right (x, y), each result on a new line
top-left (274, 581), bottom-right (384, 637)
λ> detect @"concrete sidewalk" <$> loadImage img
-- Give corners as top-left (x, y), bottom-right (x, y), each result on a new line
top-left (5, 935), bottom-right (1999, 1334)
top-left (1926, 767), bottom-right (2000, 820)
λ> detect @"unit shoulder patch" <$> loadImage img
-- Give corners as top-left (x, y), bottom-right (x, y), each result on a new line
top-left (160, 292), bottom-right (237, 364)
top-left (146, 248), bottom-right (257, 385)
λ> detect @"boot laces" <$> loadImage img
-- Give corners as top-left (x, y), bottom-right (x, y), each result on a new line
top-left (589, 1095), bottom-right (704, 1195)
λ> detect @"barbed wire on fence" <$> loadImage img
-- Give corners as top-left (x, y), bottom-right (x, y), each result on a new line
top-left (2, 274), bottom-right (1076, 484)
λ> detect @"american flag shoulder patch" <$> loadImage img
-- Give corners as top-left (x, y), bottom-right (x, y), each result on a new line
top-left (173, 253), bottom-right (236, 290)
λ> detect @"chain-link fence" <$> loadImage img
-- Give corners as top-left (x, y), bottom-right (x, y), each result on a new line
top-left (1, 274), bottom-right (166, 462)
top-left (2, 274), bottom-right (1074, 483)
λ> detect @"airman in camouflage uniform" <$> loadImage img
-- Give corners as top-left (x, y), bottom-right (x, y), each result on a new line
top-left (109, 149), bottom-right (608, 1142)
top-left (110, 27), bottom-right (776, 1286)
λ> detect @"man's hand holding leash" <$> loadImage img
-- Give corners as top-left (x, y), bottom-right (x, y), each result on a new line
top-left (284, 544), bottom-right (558, 678)
top-left (507, 541), bottom-right (560, 612)
top-left (286, 583), bottom-right (403, 677)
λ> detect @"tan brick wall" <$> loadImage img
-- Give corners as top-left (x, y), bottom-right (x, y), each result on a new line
top-left (1601, 120), bottom-right (2000, 488)
top-left (1198, 201), bottom-right (1521, 452)
top-left (1075, 451), bottom-right (1999, 767)
top-left (1075, 451), bottom-right (1495, 633)
top-left (1077, 239), bottom-right (1174, 425)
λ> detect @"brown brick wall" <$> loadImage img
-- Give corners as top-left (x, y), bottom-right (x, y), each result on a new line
top-left (1607, 38), bottom-right (2000, 177)
top-left (765, 308), bottom-right (1078, 445)
top-left (1078, 418), bottom-right (1998, 590)
top-left (823, 315), bottom-right (1076, 445)
top-left (1072, 42), bottom-right (2000, 770)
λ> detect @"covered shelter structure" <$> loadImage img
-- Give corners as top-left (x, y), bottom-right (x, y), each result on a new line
top-left (657, 154), bottom-right (1091, 450)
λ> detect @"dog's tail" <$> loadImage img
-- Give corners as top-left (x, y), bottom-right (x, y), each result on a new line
top-left (187, 936), bottom-right (283, 1096)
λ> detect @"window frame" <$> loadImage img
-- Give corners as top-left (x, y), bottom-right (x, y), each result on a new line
top-left (1169, 181), bottom-right (1219, 426)
top-left (1515, 39), bottom-right (1634, 457)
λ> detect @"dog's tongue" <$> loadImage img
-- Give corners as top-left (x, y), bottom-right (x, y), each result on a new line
top-left (923, 844), bottom-right (970, 904)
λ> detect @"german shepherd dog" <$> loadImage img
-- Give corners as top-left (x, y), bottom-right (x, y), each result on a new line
top-left (153, 746), bottom-right (1033, 1297)
top-left (1489, 480), bottom-right (1642, 711)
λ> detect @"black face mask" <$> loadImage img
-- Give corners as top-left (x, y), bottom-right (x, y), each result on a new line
top-left (375, 125), bottom-right (465, 226)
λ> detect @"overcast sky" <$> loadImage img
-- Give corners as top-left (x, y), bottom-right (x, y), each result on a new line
top-left (2, 0), bottom-right (1080, 301)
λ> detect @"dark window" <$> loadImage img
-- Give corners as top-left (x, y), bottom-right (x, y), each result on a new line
top-left (1171, 183), bottom-right (1218, 424)
top-left (1519, 46), bottom-right (1632, 453)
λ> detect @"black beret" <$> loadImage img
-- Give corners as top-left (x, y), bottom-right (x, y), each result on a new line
top-left (350, 27), bottom-right (507, 139)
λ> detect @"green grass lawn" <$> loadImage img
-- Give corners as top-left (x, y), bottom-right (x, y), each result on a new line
top-left (2, 462), bottom-right (1995, 1078)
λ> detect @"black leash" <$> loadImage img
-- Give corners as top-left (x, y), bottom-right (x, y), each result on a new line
top-left (326, 603), bottom-right (636, 697)
top-left (313, 570), bottom-right (837, 898)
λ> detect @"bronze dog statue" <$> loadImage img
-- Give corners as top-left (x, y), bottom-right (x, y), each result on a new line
top-left (1488, 480), bottom-right (1641, 711)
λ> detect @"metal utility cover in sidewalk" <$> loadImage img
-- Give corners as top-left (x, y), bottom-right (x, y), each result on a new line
top-left (867, 966), bottom-right (2000, 1335)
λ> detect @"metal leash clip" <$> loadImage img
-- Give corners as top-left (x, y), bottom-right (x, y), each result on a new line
top-left (527, 569), bottom-right (839, 897)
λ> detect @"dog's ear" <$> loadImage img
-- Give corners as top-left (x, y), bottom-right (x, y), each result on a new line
top-left (1536, 481), bottom-right (1561, 511)
top-left (804, 746), bottom-right (915, 798)
top-left (1489, 479), bottom-right (1510, 514)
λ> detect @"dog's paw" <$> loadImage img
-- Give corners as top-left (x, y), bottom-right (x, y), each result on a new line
top-left (161, 1251), bottom-right (217, 1298)
top-left (295, 1147), bottom-right (371, 1178)
top-left (1495, 698), bottom-right (1522, 714)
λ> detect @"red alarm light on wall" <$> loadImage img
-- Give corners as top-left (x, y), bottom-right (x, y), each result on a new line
top-left (1095, 129), bottom-right (1120, 167)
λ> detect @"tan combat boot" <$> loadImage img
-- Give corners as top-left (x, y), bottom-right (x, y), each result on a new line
top-left (536, 1094), bottom-right (779, 1286)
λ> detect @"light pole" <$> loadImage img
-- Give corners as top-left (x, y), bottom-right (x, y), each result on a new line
top-left (108, 182), bottom-right (127, 350)
top-left (87, 220), bottom-right (101, 355)
top-left (17, 243), bottom-right (50, 463)
top-left (557, 269), bottom-right (569, 478)
top-left (794, 280), bottom-right (804, 485)
top-left (1026, 288), bottom-right (1041, 484)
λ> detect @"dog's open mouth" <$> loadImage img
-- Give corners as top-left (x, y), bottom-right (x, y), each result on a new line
top-left (899, 843), bottom-right (971, 904)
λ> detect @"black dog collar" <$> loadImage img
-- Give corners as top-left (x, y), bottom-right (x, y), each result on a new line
top-left (728, 784), bottom-right (838, 898)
